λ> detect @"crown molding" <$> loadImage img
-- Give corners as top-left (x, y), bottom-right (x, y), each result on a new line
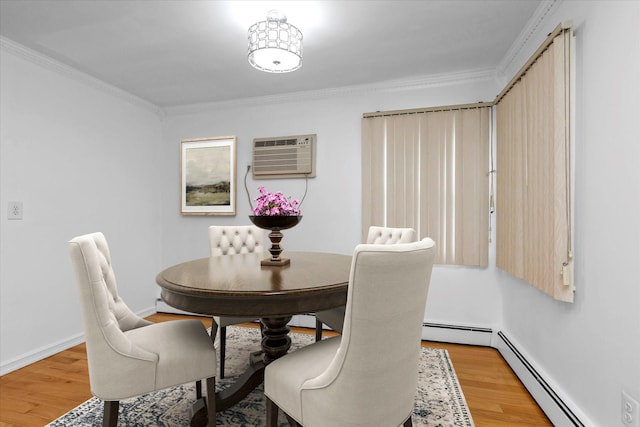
top-left (164, 67), bottom-right (497, 116)
top-left (495, 0), bottom-right (562, 85)
top-left (0, 36), bottom-right (164, 118)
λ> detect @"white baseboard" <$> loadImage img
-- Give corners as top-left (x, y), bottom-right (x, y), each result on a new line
top-left (421, 322), bottom-right (493, 346)
top-left (0, 333), bottom-right (85, 376)
top-left (0, 305), bottom-right (156, 376)
top-left (494, 331), bottom-right (589, 427)
top-left (417, 323), bottom-right (589, 427)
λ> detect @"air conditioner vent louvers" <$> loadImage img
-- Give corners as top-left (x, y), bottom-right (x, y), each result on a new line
top-left (255, 139), bottom-right (298, 147)
top-left (252, 134), bottom-right (316, 179)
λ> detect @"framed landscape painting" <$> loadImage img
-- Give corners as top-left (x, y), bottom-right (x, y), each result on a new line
top-left (180, 136), bottom-right (236, 215)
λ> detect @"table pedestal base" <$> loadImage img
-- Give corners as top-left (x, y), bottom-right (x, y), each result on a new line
top-left (261, 316), bottom-right (292, 362)
top-left (191, 315), bottom-right (293, 425)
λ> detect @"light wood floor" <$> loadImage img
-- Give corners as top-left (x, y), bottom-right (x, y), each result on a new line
top-left (0, 313), bottom-right (551, 426)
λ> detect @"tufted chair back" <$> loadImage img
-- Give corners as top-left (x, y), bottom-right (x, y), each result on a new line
top-left (366, 225), bottom-right (417, 245)
top-left (69, 232), bottom-right (218, 426)
top-left (314, 225), bottom-right (419, 337)
top-left (265, 238), bottom-right (437, 427)
top-left (209, 225), bottom-right (264, 256)
top-left (207, 224), bottom-right (265, 379)
top-left (68, 232), bottom-right (155, 398)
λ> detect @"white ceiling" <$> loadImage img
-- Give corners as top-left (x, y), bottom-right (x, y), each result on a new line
top-left (0, 0), bottom-right (543, 108)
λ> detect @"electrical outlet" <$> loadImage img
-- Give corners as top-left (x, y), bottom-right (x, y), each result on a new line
top-left (7, 201), bottom-right (23, 220)
top-left (622, 391), bottom-right (640, 427)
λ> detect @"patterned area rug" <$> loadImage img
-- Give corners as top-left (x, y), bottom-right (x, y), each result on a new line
top-left (47, 326), bottom-right (474, 426)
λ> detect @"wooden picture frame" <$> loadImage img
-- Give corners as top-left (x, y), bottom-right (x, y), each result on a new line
top-left (180, 136), bottom-right (236, 215)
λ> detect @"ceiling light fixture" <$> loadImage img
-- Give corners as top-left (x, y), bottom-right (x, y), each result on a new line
top-left (248, 10), bottom-right (303, 73)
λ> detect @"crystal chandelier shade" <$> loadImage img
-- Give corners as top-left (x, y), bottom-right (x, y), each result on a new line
top-left (248, 10), bottom-right (303, 73)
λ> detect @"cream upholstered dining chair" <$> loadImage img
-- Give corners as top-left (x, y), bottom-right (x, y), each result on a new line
top-left (68, 232), bottom-right (217, 427)
top-left (265, 238), bottom-right (436, 427)
top-left (314, 225), bottom-right (417, 340)
top-left (208, 225), bottom-right (264, 378)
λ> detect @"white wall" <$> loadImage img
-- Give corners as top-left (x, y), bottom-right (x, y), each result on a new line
top-left (497, 2), bottom-right (640, 426)
top-left (0, 42), bottom-right (163, 372)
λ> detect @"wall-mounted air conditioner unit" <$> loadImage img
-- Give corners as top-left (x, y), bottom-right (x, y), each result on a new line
top-left (252, 134), bottom-right (316, 179)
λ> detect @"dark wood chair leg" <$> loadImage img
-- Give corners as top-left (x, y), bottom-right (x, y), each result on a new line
top-left (403, 415), bottom-right (413, 426)
top-left (102, 400), bottom-right (119, 427)
top-left (266, 396), bottom-right (279, 427)
top-left (315, 318), bottom-right (323, 342)
top-left (206, 376), bottom-right (216, 427)
top-left (196, 379), bottom-right (202, 399)
top-left (220, 326), bottom-right (226, 379)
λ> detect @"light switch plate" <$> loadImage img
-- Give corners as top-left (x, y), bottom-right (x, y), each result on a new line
top-left (8, 201), bottom-right (23, 220)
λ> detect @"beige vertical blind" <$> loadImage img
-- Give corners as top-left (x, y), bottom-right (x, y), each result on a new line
top-left (362, 105), bottom-right (491, 266)
top-left (495, 23), bottom-right (574, 302)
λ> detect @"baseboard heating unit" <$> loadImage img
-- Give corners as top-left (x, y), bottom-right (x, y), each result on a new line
top-left (496, 331), bottom-right (585, 427)
top-left (421, 322), bottom-right (493, 346)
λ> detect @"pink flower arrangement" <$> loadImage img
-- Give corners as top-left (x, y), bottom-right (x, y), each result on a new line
top-left (252, 186), bottom-right (301, 216)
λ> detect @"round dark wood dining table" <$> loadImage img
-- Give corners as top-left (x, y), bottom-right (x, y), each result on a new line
top-left (156, 251), bottom-right (351, 416)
